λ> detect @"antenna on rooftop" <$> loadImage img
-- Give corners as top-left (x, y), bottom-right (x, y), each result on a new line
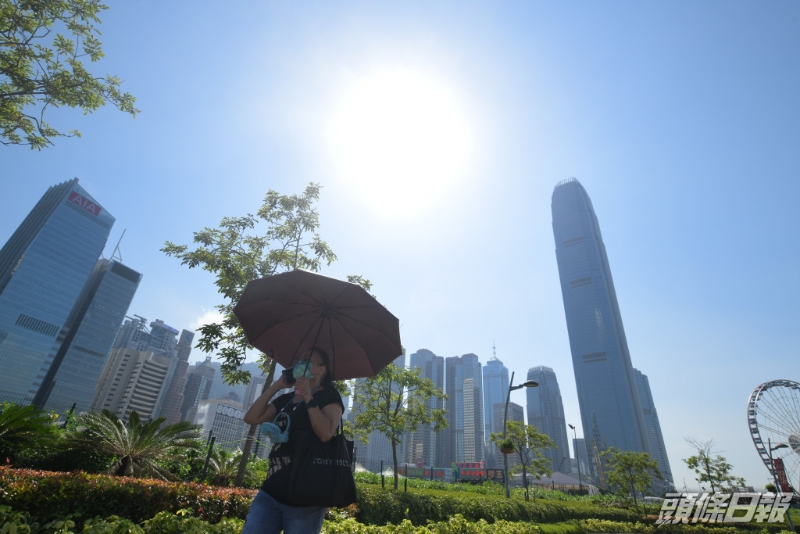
top-left (110, 229), bottom-right (126, 263)
top-left (493, 339), bottom-right (496, 359)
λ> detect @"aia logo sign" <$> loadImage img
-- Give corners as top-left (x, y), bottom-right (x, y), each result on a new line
top-left (68, 191), bottom-right (102, 216)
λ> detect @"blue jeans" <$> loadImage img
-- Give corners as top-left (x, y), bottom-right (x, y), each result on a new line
top-left (242, 489), bottom-right (327, 534)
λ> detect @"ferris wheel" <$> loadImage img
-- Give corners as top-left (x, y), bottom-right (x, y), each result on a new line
top-left (748, 380), bottom-right (800, 493)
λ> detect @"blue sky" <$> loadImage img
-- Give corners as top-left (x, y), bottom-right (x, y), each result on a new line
top-left (3, 1), bottom-right (799, 491)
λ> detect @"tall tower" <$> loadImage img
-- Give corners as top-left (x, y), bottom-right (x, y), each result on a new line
top-left (407, 348), bottom-right (444, 467)
top-left (33, 259), bottom-right (141, 413)
top-left (526, 366), bottom-right (570, 473)
top-left (551, 178), bottom-right (650, 481)
top-left (181, 356), bottom-right (216, 421)
top-left (482, 353), bottom-right (509, 468)
top-left (634, 368), bottom-right (674, 493)
top-left (0, 179), bottom-right (114, 405)
top-left (444, 353), bottom-right (484, 465)
top-left (92, 317), bottom-right (181, 421)
top-left (158, 329), bottom-right (195, 424)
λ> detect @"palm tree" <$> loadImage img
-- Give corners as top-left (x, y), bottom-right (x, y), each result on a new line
top-left (67, 410), bottom-right (201, 480)
top-left (206, 447), bottom-right (244, 486)
top-left (0, 403), bottom-right (55, 460)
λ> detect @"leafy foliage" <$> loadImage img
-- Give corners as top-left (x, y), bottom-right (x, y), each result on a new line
top-left (600, 447), bottom-right (662, 511)
top-left (683, 438), bottom-right (746, 493)
top-left (0, 402), bottom-right (56, 459)
top-left (490, 420), bottom-right (555, 500)
top-left (162, 182), bottom-right (368, 485)
top-left (353, 364), bottom-right (447, 490)
top-left (0, 467), bottom-right (256, 526)
top-left (0, 0), bottom-right (139, 148)
top-left (65, 410), bottom-right (201, 479)
top-left (161, 183), bottom-right (339, 386)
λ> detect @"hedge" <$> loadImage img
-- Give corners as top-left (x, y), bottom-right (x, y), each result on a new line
top-left (0, 467), bottom-right (255, 527)
top-left (354, 485), bottom-right (641, 526)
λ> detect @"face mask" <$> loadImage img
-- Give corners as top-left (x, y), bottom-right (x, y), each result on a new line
top-left (292, 361), bottom-right (315, 380)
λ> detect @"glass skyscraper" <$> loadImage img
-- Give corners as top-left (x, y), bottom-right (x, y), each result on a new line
top-left (634, 368), bottom-right (674, 493)
top-left (482, 355), bottom-right (508, 468)
top-left (526, 365), bottom-right (570, 473)
top-left (0, 179), bottom-right (114, 405)
top-left (444, 353), bottom-right (484, 465)
top-left (551, 178), bottom-right (650, 482)
top-left (33, 259), bottom-right (141, 413)
top-left (408, 348), bottom-right (445, 467)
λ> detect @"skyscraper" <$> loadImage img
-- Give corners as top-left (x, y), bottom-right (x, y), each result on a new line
top-left (92, 317), bottom-right (182, 421)
top-left (33, 259), bottom-right (141, 413)
top-left (444, 353), bottom-right (484, 465)
top-left (526, 366), bottom-right (570, 473)
top-left (158, 329), bottom-right (195, 424)
top-left (407, 348), bottom-right (445, 467)
top-left (552, 178), bottom-right (650, 482)
top-left (0, 179), bottom-right (114, 405)
top-left (634, 368), bottom-right (674, 493)
top-left (181, 356), bottom-right (216, 421)
top-left (482, 355), bottom-right (509, 468)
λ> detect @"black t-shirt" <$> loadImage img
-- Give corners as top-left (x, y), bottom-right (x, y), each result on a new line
top-left (261, 385), bottom-right (344, 499)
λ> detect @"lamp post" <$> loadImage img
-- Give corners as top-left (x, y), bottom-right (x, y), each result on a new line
top-left (568, 423), bottom-right (583, 494)
top-left (503, 371), bottom-right (538, 498)
top-left (768, 439), bottom-right (795, 533)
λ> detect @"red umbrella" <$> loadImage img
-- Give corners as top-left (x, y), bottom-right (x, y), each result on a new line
top-left (233, 270), bottom-right (402, 380)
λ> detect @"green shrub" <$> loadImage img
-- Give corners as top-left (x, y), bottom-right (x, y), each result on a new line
top-left (0, 467), bottom-right (254, 528)
top-left (354, 486), bottom-right (640, 526)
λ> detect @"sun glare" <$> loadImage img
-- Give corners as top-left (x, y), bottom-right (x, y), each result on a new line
top-left (328, 69), bottom-right (472, 218)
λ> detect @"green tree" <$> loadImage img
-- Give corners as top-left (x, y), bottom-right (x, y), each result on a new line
top-left (683, 438), bottom-right (745, 493)
top-left (162, 182), bottom-right (367, 486)
top-left (204, 447), bottom-right (245, 486)
top-left (66, 410), bottom-right (201, 479)
top-left (601, 447), bottom-right (662, 511)
top-left (1, 0), bottom-right (138, 149)
top-left (353, 364), bottom-right (447, 490)
top-left (490, 421), bottom-right (555, 501)
top-left (0, 402), bottom-right (55, 460)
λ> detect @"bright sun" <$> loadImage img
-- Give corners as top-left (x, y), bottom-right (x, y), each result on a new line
top-left (328, 69), bottom-right (472, 218)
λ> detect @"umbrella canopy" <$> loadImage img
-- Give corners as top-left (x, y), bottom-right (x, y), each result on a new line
top-left (233, 269), bottom-right (402, 380)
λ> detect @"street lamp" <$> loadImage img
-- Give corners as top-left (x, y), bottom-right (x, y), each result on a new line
top-left (503, 371), bottom-right (538, 498)
top-left (568, 423), bottom-right (583, 494)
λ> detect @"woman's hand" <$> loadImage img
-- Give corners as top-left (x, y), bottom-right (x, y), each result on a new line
top-left (294, 377), bottom-right (312, 401)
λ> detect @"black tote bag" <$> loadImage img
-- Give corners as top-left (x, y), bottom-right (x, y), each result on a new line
top-left (286, 428), bottom-right (357, 508)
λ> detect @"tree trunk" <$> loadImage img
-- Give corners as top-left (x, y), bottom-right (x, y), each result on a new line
top-left (235, 360), bottom-right (277, 487)
top-left (522, 464), bottom-right (529, 501)
top-left (122, 456), bottom-right (134, 476)
top-left (392, 440), bottom-right (399, 490)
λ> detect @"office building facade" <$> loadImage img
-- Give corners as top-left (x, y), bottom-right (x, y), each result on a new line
top-left (634, 368), bottom-right (674, 493)
top-left (92, 317), bottom-right (182, 421)
top-left (158, 329), bottom-right (195, 424)
top-left (407, 348), bottom-right (445, 467)
top-left (551, 178), bottom-right (650, 482)
top-left (0, 179), bottom-right (114, 404)
top-left (33, 259), bottom-right (141, 413)
top-left (181, 356), bottom-right (216, 421)
top-left (482, 356), bottom-right (509, 468)
top-left (444, 353), bottom-right (484, 465)
top-left (526, 366), bottom-right (570, 473)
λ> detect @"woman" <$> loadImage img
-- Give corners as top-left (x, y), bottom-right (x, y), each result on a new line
top-left (242, 347), bottom-right (344, 534)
